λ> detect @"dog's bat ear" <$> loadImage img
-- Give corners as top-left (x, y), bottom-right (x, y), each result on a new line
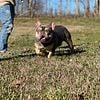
top-left (49, 22), bottom-right (55, 30)
top-left (35, 21), bottom-right (41, 30)
top-left (36, 21), bottom-right (41, 26)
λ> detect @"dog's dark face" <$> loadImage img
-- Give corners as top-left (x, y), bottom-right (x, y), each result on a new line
top-left (35, 21), bottom-right (55, 43)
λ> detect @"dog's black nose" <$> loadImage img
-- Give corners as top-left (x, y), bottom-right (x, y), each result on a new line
top-left (40, 35), bottom-right (45, 40)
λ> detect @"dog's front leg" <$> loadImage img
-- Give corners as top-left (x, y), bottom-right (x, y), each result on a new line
top-left (34, 42), bottom-right (44, 55)
top-left (48, 51), bottom-right (52, 58)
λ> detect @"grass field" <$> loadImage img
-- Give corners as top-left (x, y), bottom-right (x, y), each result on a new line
top-left (0, 17), bottom-right (100, 100)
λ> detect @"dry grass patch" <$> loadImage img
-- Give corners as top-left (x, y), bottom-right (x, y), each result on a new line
top-left (0, 17), bottom-right (100, 100)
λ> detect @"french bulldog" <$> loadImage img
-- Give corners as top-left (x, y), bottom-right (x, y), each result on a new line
top-left (34, 21), bottom-right (74, 58)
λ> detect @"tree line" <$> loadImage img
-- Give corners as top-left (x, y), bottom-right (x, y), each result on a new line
top-left (16, 0), bottom-right (100, 17)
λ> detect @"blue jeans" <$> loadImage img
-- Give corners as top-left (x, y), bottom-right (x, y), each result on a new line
top-left (0, 3), bottom-right (15, 51)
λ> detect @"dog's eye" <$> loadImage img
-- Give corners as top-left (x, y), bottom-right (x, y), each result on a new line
top-left (36, 28), bottom-right (42, 32)
top-left (45, 27), bottom-right (50, 31)
top-left (47, 32), bottom-right (51, 36)
top-left (39, 27), bottom-right (42, 31)
top-left (48, 34), bottom-right (52, 37)
top-left (45, 28), bottom-right (49, 32)
top-left (45, 29), bottom-right (49, 32)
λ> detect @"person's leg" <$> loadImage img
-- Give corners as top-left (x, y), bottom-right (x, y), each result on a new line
top-left (0, 4), bottom-right (15, 52)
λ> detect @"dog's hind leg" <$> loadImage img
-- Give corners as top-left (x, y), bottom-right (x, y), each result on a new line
top-left (65, 38), bottom-right (74, 53)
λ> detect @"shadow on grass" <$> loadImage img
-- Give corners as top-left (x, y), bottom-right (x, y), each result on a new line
top-left (0, 53), bottom-right (36, 61)
top-left (54, 45), bottom-right (86, 56)
top-left (0, 45), bottom-right (85, 61)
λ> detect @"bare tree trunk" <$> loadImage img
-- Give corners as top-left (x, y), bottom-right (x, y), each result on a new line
top-left (45, 0), bottom-right (48, 15)
top-left (16, 0), bottom-right (20, 15)
top-left (85, 0), bottom-right (90, 17)
top-left (66, 0), bottom-right (71, 16)
top-left (75, 0), bottom-right (79, 16)
top-left (96, 0), bottom-right (100, 16)
top-left (99, 0), bottom-right (100, 16)
top-left (21, 0), bottom-right (24, 15)
top-left (28, 0), bottom-right (37, 17)
top-left (59, 0), bottom-right (62, 16)
top-left (28, 0), bottom-right (32, 16)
